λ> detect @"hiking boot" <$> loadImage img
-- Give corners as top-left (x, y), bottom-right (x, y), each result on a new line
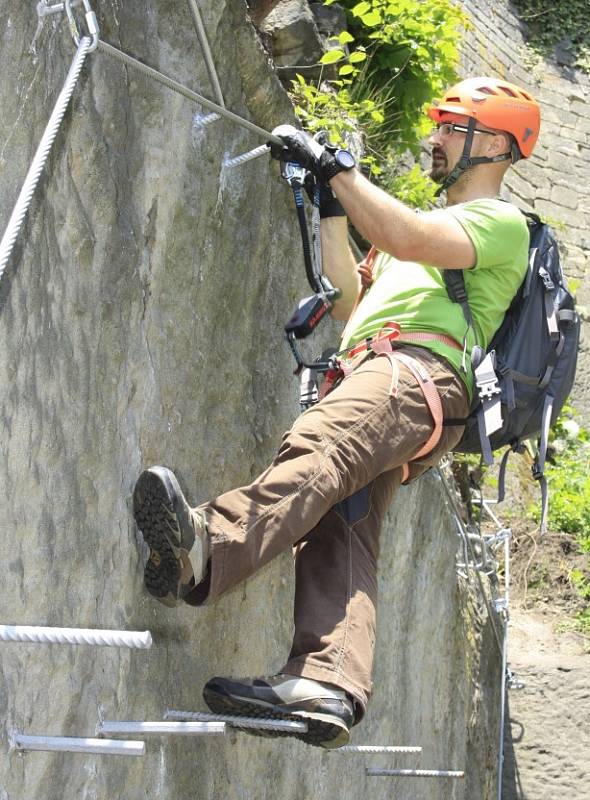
top-left (133, 466), bottom-right (208, 608)
top-left (202, 673), bottom-right (353, 748)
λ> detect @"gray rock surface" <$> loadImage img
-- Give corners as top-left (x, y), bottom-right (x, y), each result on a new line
top-left (260, 0), bottom-right (324, 69)
top-left (503, 610), bottom-right (590, 799)
top-left (0, 3), bottom-right (499, 799)
top-left (309, 2), bottom-right (348, 36)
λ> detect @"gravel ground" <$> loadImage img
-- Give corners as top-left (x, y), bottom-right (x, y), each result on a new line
top-left (502, 608), bottom-right (590, 799)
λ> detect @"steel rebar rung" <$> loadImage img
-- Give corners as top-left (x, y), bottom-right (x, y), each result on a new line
top-left (165, 709), bottom-right (307, 732)
top-left (367, 768), bottom-right (465, 778)
top-left (99, 720), bottom-right (226, 737)
top-left (336, 745), bottom-right (422, 754)
top-left (11, 733), bottom-right (145, 757)
top-left (0, 624), bottom-right (152, 649)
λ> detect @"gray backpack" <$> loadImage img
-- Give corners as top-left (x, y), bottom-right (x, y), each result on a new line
top-left (444, 212), bottom-right (580, 529)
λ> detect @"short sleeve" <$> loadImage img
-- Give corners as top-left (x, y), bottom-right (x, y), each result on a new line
top-left (447, 199), bottom-right (529, 271)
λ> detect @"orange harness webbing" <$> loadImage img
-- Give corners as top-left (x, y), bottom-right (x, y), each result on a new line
top-left (371, 345), bottom-right (444, 483)
top-left (320, 324), bottom-right (452, 483)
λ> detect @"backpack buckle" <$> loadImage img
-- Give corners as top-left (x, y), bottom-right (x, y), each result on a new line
top-left (478, 380), bottom-right (501, 401)
top-left (531, 460), bottom-right (543, 481)
top-left (474, 352), bottom-right (502, 401)
top-left (539, 267), bottom-right (555, 291)
top-left (476, 363), bottom-right (501, 401)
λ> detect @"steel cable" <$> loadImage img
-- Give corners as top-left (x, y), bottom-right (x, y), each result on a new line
top-left (0, 36), bottom-right (92, 283)
top-left (186, 0), bottom-right (225, 108)
top-left (96, 40), bottom-right (282, 146)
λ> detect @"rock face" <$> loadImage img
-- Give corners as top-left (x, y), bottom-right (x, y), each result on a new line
top-left (0, 3), bottom-right (499, 799)
top-left (259, 0), bottom-right (325, 79)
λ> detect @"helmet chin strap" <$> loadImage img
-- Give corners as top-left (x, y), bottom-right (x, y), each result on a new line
top-left (434, 117), bottom-right (512, 198)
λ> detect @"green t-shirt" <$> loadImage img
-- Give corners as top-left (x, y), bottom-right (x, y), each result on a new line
top-left (340, 198), bottom-right (529, 396)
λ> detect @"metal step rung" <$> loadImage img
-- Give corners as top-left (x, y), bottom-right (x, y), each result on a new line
top-left (164, 709), bottom-right (307, 732)
top-left (367, 768), bottom-right (465, 778)
top-left (98, 720), bottom-right (225, 737)
top-left (336, 745), bottom-right (422, 754)
top-left (10, 733), bottom-right (144, 757)
top-left (0, 624), bottom-right (152, 649)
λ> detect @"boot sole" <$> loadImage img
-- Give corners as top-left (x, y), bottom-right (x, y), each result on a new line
top-left (203, 686), bottom-right (350, 749)
top-left (133, 467), bottom-right (196, 606)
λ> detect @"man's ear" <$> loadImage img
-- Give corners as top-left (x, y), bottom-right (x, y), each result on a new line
top-left (490, 132), bottom-right (510, 155)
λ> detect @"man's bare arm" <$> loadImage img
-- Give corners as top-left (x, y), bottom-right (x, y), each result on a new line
top-left (320, 216), bottom-right (362, 321)
top-left (330, 169), bottom-right (477, 270)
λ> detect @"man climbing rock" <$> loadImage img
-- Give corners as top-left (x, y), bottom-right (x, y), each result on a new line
top-left (132, 78), bottom-right (541, 748)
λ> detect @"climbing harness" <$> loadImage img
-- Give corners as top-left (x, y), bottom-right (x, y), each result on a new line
top-left (277, 154), bottom-right (467, 480)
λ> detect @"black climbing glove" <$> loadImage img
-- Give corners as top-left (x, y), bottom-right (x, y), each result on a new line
top-left (318, 184), bottom-right (346, 218)
top-left (302, 172), bottom-right (346, 218)
top-left (270, 124), bottom-right (333, 184)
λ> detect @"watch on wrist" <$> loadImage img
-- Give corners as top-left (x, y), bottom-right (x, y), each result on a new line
top-left (320, 148), bottom-right (356, 182)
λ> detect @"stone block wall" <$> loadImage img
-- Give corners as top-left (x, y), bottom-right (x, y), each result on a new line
top-left (458, 0), bottom-right (590, 418)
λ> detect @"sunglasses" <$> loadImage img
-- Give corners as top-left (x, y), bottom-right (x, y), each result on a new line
top-left (433, 123), bottom-right (496, 137)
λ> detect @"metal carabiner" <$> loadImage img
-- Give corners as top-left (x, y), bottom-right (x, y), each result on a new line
top-left (280, 161), bottom-right (308, 189)
top-left (64, 0), bottom-right (99, 51)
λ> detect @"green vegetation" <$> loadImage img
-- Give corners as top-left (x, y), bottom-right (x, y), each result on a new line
top-left (288, 0), bottom-right (470, 207)
top-left (537, 407), bottom-right (590, 549)
top-left (454, 407), bottom-right (590, 632)
top-left (512, 0), bottom-right (590, 73)
top-left (532, 407), bottom-right (590, 632)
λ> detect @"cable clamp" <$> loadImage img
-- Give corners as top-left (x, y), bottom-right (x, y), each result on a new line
top-left (494, 598), bottom-right (508, 613)
top-left (531, 460), bottom-right (543, 481)
top-left (37, 1), bottom-right (79, 18)
top-left (65, 0), bottom-right (99, 51)
top-left (484, 528), bottom-right (511, 550)
top-left (507, 669), bottom-right (525, 690)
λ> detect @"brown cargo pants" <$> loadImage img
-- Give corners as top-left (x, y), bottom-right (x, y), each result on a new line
top-left (190, 345), bottom-right (469, 719)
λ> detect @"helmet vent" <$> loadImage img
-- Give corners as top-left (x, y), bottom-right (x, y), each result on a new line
top-left (499, 86), bottom-right (518, 97)
top-left (476, 86), bottom-right (496, 95)
top-left (521, 90), bottom-right (533, 101)
top-left (446, 96), bottom-right (461, 102)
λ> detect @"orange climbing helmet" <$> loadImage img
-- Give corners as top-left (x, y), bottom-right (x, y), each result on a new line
top-left (428, 77), bottom-right (541, 159)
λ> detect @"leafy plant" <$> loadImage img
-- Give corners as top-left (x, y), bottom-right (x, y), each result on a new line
top-left (288, 0), bottom-right (469, 208)
top-left (535, 406), bottom-right (590, 550)
top-left (322, 0), bottom-right (470, 157)
top-left (511, 0), bottom-right (590, 73)
top-left (570, 568), bottom-right (590, 600)
top-left (575, 607), bottom-right (590, 637)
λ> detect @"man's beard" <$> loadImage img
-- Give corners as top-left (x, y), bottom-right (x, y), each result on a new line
top-left (429, 147), bottom-right (448, 184)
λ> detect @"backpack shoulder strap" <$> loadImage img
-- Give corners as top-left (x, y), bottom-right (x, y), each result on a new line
top-left (442, 269), bottom-right (474, 330)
